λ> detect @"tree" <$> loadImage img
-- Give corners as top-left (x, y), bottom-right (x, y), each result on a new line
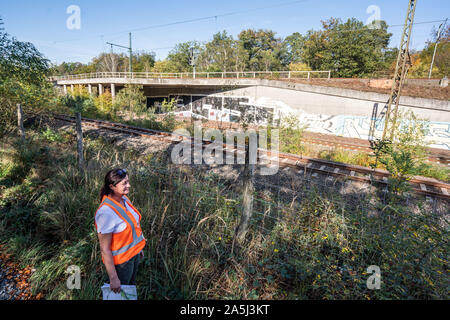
top-left (94, 89), bottom-right (114, 116)
top-left (284, 32), bottom-right (306, 64)
top-left (409, 51), bottom-right (434, 78)
top-left (302, 18), bottom-right (392, 77)
top-left (0, 18), bottom-right (52, 135)
top-left (151, 60), bottom-right (179, 73)
top-left (51, 50), bottom-right (155, 76)
top-left (238, 29), bottom-right (287, 71)
top-left (133, 51), bottom-right (156, 73)
top-left (167, 41), bottom-right (202, 72)
top-left (432, 25), bottom-right (450, 77)
top-left (94, 52), bottom-right (124, 73)
top-left (50, 61), bottom-right (84, 76)
top-left (114, 84), bottom-right (146, 119)
top-left (202, 31), bottom-right (235, 72)
top-left (289, 62), bottom-right (312, 71)
top-left (409, 25), bottom-right (450, 78)
top-left (233, 40), bottom-right (249, 72)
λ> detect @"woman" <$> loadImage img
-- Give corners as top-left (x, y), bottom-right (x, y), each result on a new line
top-left (95, 168), bottom-right (146, 294)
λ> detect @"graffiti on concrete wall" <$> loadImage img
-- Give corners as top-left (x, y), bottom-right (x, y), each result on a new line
top-left (154, 93), bottom-right (450, 150)
top-left (297, 113), bottom-right (450, 151)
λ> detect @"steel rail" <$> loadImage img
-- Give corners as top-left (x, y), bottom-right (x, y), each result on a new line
top-left (33, 112), bottom-right (450, 200)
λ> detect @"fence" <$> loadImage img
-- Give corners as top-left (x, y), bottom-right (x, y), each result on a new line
top-left (132, 156), bottom-right (448, 299)
top-left (50, 70), bottom-right (332, 81)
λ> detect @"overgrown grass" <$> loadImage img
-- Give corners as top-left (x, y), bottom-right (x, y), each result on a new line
top-left (314, 147), bottom-right (450, 183)
top-left (0, 122), bottom-right (448, 300)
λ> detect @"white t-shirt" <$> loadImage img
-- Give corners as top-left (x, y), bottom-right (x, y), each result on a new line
top-left (95, 196), bottom-right (141, 234)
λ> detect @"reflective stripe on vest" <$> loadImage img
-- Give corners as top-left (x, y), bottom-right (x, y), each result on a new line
top-left (101, 197), bottom-right (144, 257)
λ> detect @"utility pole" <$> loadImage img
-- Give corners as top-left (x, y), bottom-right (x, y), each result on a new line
top-left (382, 0), bottom-right (417, 141)
top-left (368, 0), bottom-right (418, 143)
top-left (106, 32), bottom-right (133, 75)
top-left (190, 47), bottom-right (199, 79)
top-left (429, 18), bottom-right (448, 79)
top-left (129, 32), bottom-right (133, 74)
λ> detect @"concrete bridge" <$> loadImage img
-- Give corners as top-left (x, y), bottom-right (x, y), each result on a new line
top-left (51, 71), bottom-right (330, 98)
top-left (52, 71), bottom-right (449, 116)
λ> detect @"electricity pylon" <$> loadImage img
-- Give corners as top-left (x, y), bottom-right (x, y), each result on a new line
top-left (369, 0), bottom-right (417, 142)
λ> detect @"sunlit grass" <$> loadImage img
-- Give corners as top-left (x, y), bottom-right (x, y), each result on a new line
top-left (0, 123), bottom-right (448, 300)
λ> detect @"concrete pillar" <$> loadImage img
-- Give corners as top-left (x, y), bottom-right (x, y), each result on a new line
top-left (98, 83), bottom-right (103, 95)
top-left (70, 84), bottom-right (74, 92)
top-left (63, 85), bottom-right (67, 95)
top-left (88, 84), bottom-right (92, 95)
top-left (111, 83), bottom-right (116, 100)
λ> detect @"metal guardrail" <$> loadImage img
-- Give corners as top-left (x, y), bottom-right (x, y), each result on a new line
top-left (50, 70), bottom-right (332, 81)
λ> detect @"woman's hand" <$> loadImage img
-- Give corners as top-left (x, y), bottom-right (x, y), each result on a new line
top-left (110, 277), bottom-right (121, 293)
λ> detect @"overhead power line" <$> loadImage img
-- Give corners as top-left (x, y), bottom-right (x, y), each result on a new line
top-left (313, 19), bottom-right (448, 35)
top-left (144, 19), bottom-right (447, 53)
top-left (53, 0), bottom-right (309, 44)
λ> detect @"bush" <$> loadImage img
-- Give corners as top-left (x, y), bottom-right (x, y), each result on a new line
top-left (94, 90), bottom-right (114, 115)
top-left (279, 113), bottom-right (307, 155)
top-left (372, 111), bottom-right (429, 196)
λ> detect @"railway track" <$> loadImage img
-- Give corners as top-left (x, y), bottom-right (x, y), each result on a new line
top-left (34, 112), bottom-right (450, 200)
top-left (165, 117), bottom-right (450, 166)
top-left (301, 134), bottom-right (450, 166)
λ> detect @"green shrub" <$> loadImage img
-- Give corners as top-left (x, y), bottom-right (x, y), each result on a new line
top-left (42, 126), bottom-right (64, 143)
top-left (279, 113), bottom-right (307, 155)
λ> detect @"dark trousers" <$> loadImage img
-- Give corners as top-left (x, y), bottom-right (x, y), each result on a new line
top-left (114, 253), bottom-right (141, 285)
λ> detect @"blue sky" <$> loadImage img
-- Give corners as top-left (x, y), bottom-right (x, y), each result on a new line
top-left (0, 0), bottom-right (448, 65)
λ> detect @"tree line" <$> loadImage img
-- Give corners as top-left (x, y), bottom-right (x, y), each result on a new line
top-left (51, 17), bottom-right (449, 79)
top-left (50, 17), bottom-right (395, 78)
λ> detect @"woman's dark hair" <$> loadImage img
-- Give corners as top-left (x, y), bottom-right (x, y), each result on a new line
top-left (100, 169), bottom-right (128, 201)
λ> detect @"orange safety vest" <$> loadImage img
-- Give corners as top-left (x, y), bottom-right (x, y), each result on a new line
top-left (95, 195), bottom-right (146, 265)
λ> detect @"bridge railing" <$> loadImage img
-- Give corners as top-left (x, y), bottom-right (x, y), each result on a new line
top-left (50, 71), bottom-right (331, 81)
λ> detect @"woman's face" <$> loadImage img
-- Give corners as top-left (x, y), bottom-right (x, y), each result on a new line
top-left (110, 175), bottom-right (130, 197)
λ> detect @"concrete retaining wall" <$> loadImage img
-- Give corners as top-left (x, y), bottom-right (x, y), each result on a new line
top-left (213, 81), bottom-right (449, 123)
